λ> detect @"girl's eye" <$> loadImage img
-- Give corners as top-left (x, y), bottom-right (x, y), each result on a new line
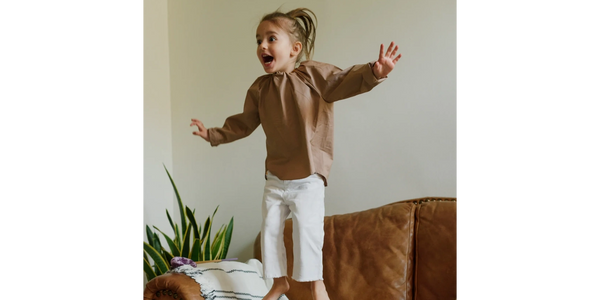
top-left (256, 39), bottom-right (262, 45)
top-left (269, 36), bottom-right (276, 42)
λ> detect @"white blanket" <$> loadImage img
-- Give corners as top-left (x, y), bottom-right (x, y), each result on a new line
top-left (169, 259), bottom-right (289, 300)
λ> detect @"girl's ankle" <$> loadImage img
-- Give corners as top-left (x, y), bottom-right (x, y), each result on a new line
top-left (272, 276), bottom-right (290, 291)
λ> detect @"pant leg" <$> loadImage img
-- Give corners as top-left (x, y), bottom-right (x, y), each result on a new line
top-left (285, 173), bottom-right (326, 282)
top-left (261, 172), bottom-right (291, 279)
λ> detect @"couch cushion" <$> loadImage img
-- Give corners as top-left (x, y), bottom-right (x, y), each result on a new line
top-left (414, 200), bottom-right (457, 300)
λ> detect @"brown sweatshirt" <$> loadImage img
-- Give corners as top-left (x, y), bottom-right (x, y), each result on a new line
top-left (208, 60), bottom-right (386, 186)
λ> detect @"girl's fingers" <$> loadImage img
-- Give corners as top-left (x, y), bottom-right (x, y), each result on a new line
top-left (393, 53), bottom-right (402, 64)
top-left (385, 42), bottom-right (395, 57)
top-left (190, 119), bottom-right (205, 128)
top-left (379, 42), bottom-right (400, 63)
top-left (390, 45), bottom-right (398, 58)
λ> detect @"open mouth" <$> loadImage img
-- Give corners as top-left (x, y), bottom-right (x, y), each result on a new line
top-left (262, 54), bottom-right (274, 65)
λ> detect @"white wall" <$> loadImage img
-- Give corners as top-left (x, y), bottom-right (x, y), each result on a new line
top-left (144, 0), bottom-right (174, 244)
top-left (145, 0), bottom-right (456, 262)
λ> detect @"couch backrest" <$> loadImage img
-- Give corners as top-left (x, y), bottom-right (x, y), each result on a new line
top-left (253, 197), bottom-right (456, 300)
top-left (413, 199), bottom-right (457, 300)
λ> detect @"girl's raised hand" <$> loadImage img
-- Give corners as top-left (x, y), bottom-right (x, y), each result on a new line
top-left (190, 118), bottom-right (210, 142)
top-left (372, 42), bottom-right (402, 79)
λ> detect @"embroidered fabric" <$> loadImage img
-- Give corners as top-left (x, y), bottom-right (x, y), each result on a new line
top-left (169, 260), bottom-right (289, 300)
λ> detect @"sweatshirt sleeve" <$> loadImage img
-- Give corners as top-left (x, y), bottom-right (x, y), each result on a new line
top-left (207, 79), bottom-right (261, 147)
top-left (296, 60), bottom-right (386, 103)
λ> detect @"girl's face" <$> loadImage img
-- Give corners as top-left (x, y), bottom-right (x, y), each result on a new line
top-left (256, 20), bottom-right (301, 74)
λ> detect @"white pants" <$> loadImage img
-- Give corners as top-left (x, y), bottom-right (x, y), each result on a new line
top-left (261, 171), bottom-right (325, 282)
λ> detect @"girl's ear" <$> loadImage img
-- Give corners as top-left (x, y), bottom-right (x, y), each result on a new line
top-left (291, 41), bottom-right (302, 57)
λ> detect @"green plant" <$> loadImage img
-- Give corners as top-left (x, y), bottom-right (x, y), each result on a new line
top-left (143, 166), bottom-right (234, 281)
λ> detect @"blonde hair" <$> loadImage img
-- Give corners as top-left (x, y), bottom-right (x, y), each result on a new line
top-left (260, 8), bottom-right (317, 63)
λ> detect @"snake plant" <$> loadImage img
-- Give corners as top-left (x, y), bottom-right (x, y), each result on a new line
top-left (143, 166), bottom-right (234, 281)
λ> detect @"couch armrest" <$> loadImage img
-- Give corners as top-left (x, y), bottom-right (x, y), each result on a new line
top-left (144, 273), bottom-right (205, 300)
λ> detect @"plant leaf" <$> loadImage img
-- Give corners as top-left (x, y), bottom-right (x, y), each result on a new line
top-left (144, 257), bottom-right (157, 281)
top-left (165, 209), bottom-right (179, 244)
top-left (186, 206), bottom-right (201, 240)
top-left (164, 165), bottom-right (187, 237)
top-left (203, 234), bottom-right (211, 261)
top-left (145, 225), bottom-right (154, 245)
top-left (203, 215), bottom-right (213, 260)
top-left (152, 232), bottom-right (162, 253)
top-left (170, 197), bottom-right (182, 250)
top-left (144, 242), bottom-right (169, 275)
top-left (201, 216), bottom-right (211, 241)
top-left (153, 226), bottom-right (181, 257)
top-left (165, 209), bottom-right (177, 233)
top-left (211, 225), bottom-right (224, 256)
top-left (222, 217), bottom-right (234, 258)
top-left (206, 206), bottom-right (221, 259)
top-left (214, 231), bottom-right (226, 259)
top-left (181, 223), bottom-right (192, 258)
top-left (212, 205), bottom-right (220, 218)
top-left (174, 223), bottom-right (180, 249)
top-left (161, 246), bottom-right (174, 265)
top-left (190, 238), bottom-right (201, 261)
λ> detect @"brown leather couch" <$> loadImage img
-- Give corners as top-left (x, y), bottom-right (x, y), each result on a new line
top-left (144, 197), bottom-right (456, 300)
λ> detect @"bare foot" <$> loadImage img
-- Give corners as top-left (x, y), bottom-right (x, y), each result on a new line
top-left (310, 280), bottom-right (330, 300)
top-left (263, 277), bottom-right (290, 300)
